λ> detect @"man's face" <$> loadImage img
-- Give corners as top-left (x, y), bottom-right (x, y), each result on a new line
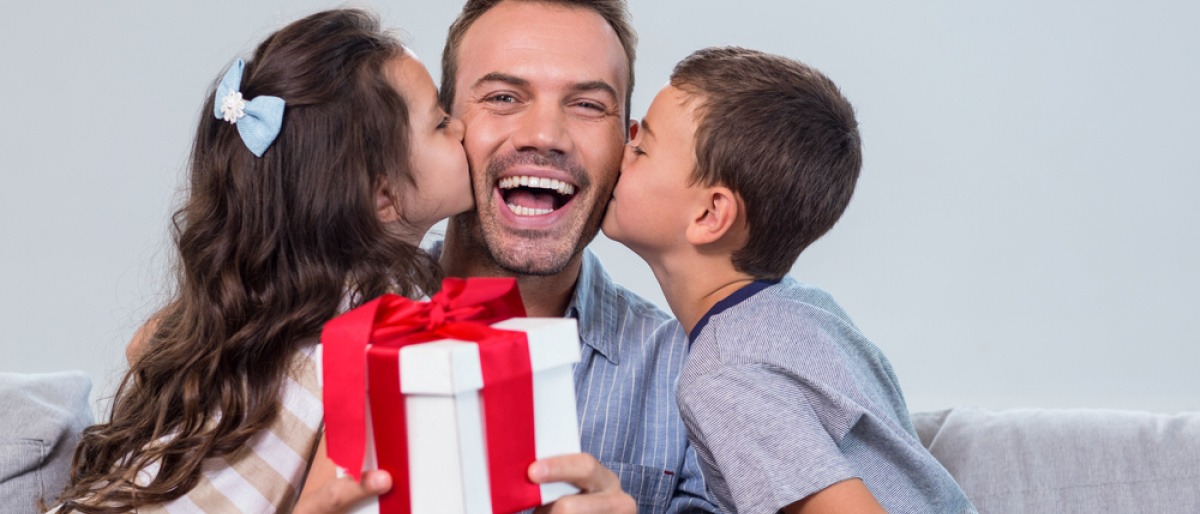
top-left (449, 1), bottom-right (629, 276)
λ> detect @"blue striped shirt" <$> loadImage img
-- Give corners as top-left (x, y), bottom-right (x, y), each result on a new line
top-left (565, 250), bottom-right (717, 513)
top-left (431, 243), bottom-right (717, 513)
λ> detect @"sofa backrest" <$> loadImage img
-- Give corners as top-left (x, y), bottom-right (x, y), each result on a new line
top-left (912, 407), bottom-right (1200, 514)
top-left (0, 371), bottom-right (93, 514)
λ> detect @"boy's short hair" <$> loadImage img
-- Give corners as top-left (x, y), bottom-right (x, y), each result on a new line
top-left (671, 46), bottom-right (862, 280)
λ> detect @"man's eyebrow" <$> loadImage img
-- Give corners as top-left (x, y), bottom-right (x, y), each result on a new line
top-left (569, 80), bottom-right (619, 100)
top-left (471, 72), bottom-right (529, 90)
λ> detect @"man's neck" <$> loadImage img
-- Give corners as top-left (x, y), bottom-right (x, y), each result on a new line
top-left (645, 250), bottom-right (754, 336)
top-left (440, 230), bottom-right (583, 318)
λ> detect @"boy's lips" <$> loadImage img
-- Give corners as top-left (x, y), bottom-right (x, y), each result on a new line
top-left (492, 167), bottom-right (580, 228)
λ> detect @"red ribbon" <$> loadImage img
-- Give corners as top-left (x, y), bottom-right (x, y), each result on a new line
top-left (321, 277), bottom-right (542, 513)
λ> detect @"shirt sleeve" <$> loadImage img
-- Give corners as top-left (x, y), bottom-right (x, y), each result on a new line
top-left (679, 363), bottom-right (858, 514)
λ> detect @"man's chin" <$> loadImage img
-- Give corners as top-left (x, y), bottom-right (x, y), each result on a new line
top-left (488, 240), bottom-right (580, 277)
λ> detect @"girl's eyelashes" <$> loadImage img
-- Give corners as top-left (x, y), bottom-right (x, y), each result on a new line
top-left (630, 144), bottom-right (646, 156)
top-left (437, 115), bottom-right (451, 130)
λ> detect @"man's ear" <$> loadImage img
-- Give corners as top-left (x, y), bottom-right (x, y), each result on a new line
top-left (375, 177), bottom-right (400, 223)
top-left (687, 186), bottom-right (741, 246)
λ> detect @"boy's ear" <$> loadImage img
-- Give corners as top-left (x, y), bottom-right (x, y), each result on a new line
top-left (687, 186), bottom-right (742, 246)
top-left (375, 178), bottom-right (400, 223)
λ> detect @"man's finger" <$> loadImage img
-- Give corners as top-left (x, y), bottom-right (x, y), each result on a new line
top-left (534, 491), bottom-right (637, 514)
top-left (528, 453), bottom-right (616, 492)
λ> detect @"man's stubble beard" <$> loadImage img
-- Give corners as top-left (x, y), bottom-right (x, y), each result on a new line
top-left (449, 155), bottom-right (616, 278)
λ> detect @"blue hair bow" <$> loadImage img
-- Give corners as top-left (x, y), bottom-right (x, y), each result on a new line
top-left (213, 58), bottom-right (285, 157)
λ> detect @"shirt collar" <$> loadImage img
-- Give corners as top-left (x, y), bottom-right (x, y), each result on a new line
top-left (565, 250), bottom-right (621, 363)
top-left (429, 241), bottom-right (620, 363)
top-left (689, 279), bottom-right (780, 345)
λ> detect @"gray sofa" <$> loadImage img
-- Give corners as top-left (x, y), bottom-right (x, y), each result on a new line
top-left (3, 372), bottom-right (1198, 514)
top-left (0, 372), bottom-right (92, 514)
top-left (913, 407), bottom-right (1200, 513)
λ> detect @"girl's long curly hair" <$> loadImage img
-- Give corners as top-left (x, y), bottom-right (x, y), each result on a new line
top-left (56, 9), bottom-right (439, 512)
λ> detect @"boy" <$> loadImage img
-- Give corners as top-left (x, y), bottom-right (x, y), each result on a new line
top-left (602, 47), bottom-right (976, 513)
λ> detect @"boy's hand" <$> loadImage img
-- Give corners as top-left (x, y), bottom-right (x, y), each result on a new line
top-left (292, 470), bottom-right (392, 514)
top-left (529, 453), bottom-right (635, 514)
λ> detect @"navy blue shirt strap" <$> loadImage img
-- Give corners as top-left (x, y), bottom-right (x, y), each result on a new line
top-left (689, 279), bottom-right (781, 344)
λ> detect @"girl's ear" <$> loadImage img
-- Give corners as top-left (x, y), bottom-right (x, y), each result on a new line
top-left (686, 186), bottom-right (742, 246)
top-left (375, 178), bottom-right (400, 223)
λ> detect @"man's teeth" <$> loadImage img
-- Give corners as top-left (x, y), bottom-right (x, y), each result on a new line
top-left (506, 204), bottom-right (554, 216)
top-left (498, 175), bottom-right (576, 196)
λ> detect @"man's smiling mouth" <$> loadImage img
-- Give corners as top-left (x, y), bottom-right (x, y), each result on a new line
top-left (498, 175), bottom-right (578, 216)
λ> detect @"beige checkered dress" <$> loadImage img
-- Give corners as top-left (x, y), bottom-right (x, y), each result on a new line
top-left (52, 344), bottom-right (325, 513)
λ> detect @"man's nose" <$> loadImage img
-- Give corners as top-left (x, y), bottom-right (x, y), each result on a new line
top-left (510, 100), bottom-right (572, 155)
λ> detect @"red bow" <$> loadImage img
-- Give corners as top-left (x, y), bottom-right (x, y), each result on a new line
top-left (321, 277), bottom-right (540, 512)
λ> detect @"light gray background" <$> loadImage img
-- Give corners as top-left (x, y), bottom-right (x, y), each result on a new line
top-left (2, 1), bottom-right (1197, 415)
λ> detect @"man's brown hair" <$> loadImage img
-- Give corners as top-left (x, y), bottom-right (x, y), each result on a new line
top-left (672, 46), bottom-right (862, 280)
top-left (439, 0), bottom-right (637, 126)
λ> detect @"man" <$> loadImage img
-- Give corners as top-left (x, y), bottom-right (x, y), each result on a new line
top-left (298, 1), bottom-right (713, 512)
top-left (434, 1), bottom-right (717, 512)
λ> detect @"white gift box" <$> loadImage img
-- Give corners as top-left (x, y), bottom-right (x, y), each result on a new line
top-left (349, 317), bottom-right (582, 514)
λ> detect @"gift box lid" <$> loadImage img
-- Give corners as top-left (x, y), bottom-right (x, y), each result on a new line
top-left (399, 317), bottom-right (580, 395)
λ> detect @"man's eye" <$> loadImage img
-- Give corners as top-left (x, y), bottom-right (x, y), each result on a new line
top-left (569, 99), bottom-right (611, 119)
top-left (485, 94), bottom-right (518, 104)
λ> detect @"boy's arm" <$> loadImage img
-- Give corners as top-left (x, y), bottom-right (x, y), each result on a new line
top-left (782, 478), bottom-right (886, 514)
top-left (679, 364), bottom-right (863, 514)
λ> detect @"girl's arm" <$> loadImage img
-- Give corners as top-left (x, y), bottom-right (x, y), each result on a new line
top-left (295, 435), bottom-right (392, 513)
top-left (299, 434), bottom-right (338, 502)
top-left (126, 315), bottom-right (162, 365)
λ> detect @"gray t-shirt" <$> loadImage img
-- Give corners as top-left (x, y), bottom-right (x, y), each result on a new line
top-left (677, 278), bottom-right (975, 514)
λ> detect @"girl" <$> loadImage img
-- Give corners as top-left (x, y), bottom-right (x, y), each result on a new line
top-left (55, 8), bottom-right (470, 512)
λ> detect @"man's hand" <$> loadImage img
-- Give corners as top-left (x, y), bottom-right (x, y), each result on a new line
top-left (291, 470), bottom-right (392, 514)
top-left (529, 453), bottom-right (635, 514)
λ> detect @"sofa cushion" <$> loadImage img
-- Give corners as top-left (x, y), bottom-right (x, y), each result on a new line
top-left (0, 372), bottom-right (93, 514)
top-left (912, 407), bottom-right (1200, 514)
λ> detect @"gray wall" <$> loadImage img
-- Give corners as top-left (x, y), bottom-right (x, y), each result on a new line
top-left (2, 1), bottom-right (1197, 415)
